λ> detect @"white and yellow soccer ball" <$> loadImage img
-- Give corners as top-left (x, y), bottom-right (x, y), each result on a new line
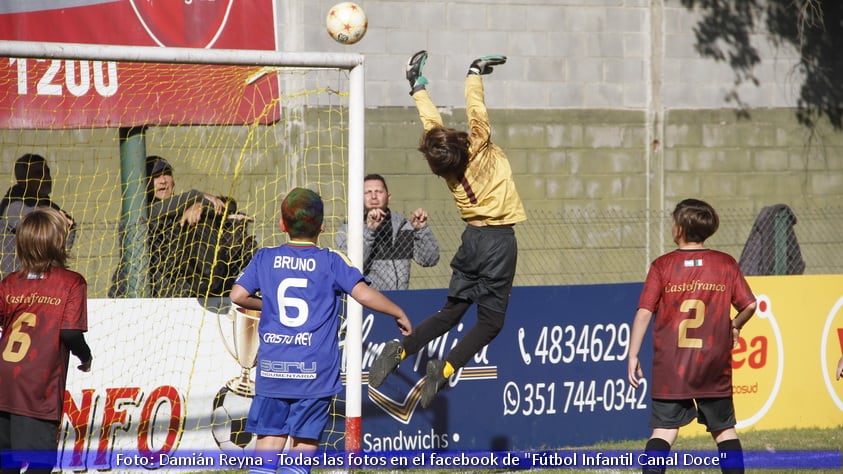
top-left (326, 2), bottom-right (368, 45)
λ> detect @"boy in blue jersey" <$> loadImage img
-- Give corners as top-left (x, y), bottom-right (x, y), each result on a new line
top-left (230, 188), bottom-right (412, 474)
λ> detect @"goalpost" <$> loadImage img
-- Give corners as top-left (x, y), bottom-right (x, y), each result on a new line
top-left (0, 40), bottom-right (366, 457)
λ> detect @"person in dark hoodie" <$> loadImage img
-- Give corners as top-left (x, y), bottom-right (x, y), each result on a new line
top-left (0, 154), bottom-right (76, 279)
top-left (109, 156), bottom-right (256, 298)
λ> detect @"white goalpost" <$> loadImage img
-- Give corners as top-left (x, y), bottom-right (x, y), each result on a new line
top-left (0, 39), bottom-right (366, 455)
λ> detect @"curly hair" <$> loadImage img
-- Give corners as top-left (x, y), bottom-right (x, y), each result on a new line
top-left (418, 126), bottom-right (470, 180)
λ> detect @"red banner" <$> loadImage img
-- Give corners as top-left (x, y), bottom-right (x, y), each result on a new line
top-left (0, 0), bottom-right (279, 128)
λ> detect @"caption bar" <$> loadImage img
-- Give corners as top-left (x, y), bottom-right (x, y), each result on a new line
top-left (30, 449), bottom-right (841, 470)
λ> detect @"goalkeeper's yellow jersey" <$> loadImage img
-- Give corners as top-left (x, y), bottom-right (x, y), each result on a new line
top-left (413, 75), bottom-right (527, 226)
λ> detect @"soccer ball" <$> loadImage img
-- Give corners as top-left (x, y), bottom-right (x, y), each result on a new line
top-left (210, 386), bottom-right (255, 450)
top-left (326, 2), bottom-right (368, 45)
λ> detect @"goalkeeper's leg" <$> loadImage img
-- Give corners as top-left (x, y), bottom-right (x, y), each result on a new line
top-left (368, 298), bottom-right (470, 388)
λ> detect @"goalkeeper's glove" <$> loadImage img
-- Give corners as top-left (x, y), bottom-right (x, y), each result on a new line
top-left (406, 50), bottom-right (429, 95)
top-left (468, 55), bottom-right (507, 76)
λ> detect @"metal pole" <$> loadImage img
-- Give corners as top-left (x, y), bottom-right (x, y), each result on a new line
top-left (344, 61), bottom-right (365, 452)
top-left (118, 127), bottom-right (148, 297)
top-left (0, 40), bottom-right (363, 68)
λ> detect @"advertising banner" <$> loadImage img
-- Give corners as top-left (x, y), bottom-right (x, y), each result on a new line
top-left (21, 275), bottom-right (843, 470)
top-left (363, 284), bottom-right (651, 451)
top-left (0, 0), bottom-right (278, 128)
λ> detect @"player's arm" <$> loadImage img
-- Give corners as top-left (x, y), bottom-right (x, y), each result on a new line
top-left (730, 299), bottom-right (757, 347)
top-left (465, 74), bottom-right (491, 145)
top-left (628, 308), bottom-right (653, 389)
top-left (60, 329), bottom-right (92, 372)
top-left (350, 281), bottom-right (412, 336)
top-left (150, 189), bottom-right (203, 219)
top-left (412, 90), bottom-right (443, 131)
top-left (230, 283), bottom-right (262, 311)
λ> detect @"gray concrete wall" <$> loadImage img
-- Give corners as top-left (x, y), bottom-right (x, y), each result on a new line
top-left (285, 0), bottom-right (800, 110)
top-left (1, 1), bottom-right (839, 297)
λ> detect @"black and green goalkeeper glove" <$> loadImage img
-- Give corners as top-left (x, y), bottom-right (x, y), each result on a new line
top-left (468, 55), bottom-right (507, 75)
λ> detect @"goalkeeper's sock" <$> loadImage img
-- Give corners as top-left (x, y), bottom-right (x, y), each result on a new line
top-left (443, 361), bottom-right (455, 378)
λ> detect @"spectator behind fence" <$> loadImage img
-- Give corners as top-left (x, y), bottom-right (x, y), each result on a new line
top-left (109, 156), bottom-right (256, 298)
top-left (0, 154), bottom-right (76, 280)
top-left (335, 173), bottom-right (439, 290)
top-left (739, 204), bottom-right (805, 276)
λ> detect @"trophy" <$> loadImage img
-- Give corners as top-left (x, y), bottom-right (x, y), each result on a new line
top-left (217, 303), bottom-right (260, 397)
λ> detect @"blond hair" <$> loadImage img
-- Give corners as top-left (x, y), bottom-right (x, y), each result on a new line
top-left (16, 207), bottom-right (69, 274)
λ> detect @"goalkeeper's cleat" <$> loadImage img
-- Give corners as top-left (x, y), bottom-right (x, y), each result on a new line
top-left (406, 50), bottom-right (429, 95)
top-left (419, 359), bottom-right (448, 409)
top-left (468, 55), bottom-right (507, 76)
top-left (368, 340), bottom-right (403, 388)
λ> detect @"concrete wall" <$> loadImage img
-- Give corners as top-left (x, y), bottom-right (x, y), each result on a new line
top-left (1, 1), bottom-right (840, 297)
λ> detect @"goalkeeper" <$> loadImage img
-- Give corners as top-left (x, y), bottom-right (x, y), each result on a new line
top-left (369, 51), bottom-right (526, 409)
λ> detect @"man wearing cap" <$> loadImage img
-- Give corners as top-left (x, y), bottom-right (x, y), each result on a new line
top-left (146, 156), bottom-right (254, 298)
top-left (0, 154), bottom-right (76, 278)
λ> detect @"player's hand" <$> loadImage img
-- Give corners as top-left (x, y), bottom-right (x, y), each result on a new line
top-left (836, 356), bottom-right (843, 381)
top-left (731, 326), bottom-right (741, 348)
top-left (410, 208), bottom-right (428, 229)
top-left (78, 357), bottom-right (92, 372)
top-left (366, 208), bottom-right (387, 229)
top-left (395, 314), bottom-right (412, 336)
top-left (628, 356), bottom-right (643, 389)
top-left (469, 55), bottom-right (507, 75)
top-left (180, 202), bottom-right (204, 226)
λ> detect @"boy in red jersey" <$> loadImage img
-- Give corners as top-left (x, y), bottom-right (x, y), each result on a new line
top-left (0, 207), bottom-right (92, 473)
top-left (628, 198), bottom-right (756, 474)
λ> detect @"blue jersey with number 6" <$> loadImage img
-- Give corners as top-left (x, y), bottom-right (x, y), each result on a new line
top-left (234, 241), bottom-right (366, 398)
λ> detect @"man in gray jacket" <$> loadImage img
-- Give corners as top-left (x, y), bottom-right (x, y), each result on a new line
top-left (336, 173), bottom-right (439, 290)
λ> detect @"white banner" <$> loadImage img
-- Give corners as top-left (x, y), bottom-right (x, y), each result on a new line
top-left (59, 298), bottom-right (252, 470)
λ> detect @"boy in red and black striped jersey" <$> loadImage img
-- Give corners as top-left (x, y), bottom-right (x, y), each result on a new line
top-left (628, 199), bottom-right (756, 474)
top-left (0, 208), bottom-right (92, 474)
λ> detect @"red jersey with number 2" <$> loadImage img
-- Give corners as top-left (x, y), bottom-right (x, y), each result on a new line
top-left (0, 268), bottom-right (88, 420)
top-left (638, 249), bottom-right (755, 399)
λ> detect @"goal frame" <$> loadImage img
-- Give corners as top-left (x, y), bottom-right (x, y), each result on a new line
top-left (0, 39), bottom-right (367, 451)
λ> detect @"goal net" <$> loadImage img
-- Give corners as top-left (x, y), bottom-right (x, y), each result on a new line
top-left (0, 40), bottom-right (366, 468)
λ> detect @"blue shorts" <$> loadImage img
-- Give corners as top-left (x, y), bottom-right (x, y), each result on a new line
top-left (245, 395), bottom-right (330, 440)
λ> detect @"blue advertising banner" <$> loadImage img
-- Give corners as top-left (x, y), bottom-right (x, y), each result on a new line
top-left (359, 283), bottom-right (652, 451)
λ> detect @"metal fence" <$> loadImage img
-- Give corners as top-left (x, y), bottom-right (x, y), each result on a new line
top-left (389, 205), bottom-right (843, 290)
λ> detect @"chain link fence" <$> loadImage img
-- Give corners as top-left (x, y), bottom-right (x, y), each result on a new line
top-left (379, 205), bottom-right (843, 290)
